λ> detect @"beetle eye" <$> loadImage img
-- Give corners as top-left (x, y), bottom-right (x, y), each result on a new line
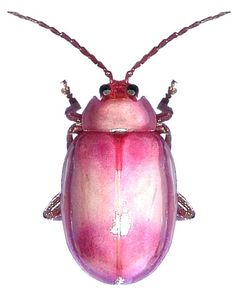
top-left (99, 84), bottom-right (111, 96)
top-left (127, 84), bottom-right (139, 96)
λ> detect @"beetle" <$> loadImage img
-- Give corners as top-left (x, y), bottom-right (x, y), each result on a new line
top-left (8, 11), bottom-right (230, 284)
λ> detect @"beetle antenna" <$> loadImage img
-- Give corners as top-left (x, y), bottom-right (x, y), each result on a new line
top-left (7, 11), bottom-right (113, 81)
top-left (125, 11), bottom-right (230, 81)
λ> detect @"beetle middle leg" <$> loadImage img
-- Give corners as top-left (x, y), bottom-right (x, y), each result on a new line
top-left (155, 126), bottom-right (195, 219)
top-left (156, 123), bottom-right (172, 149)
top-left (43, 118), bottom-right (82, 220)
top-left (67, 123), bottom-right (82, 149)
top-left (43, 125), bottom-right (82, 220)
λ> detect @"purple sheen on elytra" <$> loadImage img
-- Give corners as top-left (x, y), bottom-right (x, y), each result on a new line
top-left (61, 132), bottom-right (177, 284)
top-left (82, 96), bottom-right (157, 132)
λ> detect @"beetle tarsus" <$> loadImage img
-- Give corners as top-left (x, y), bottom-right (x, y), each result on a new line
top-left (43, 193), bottom-right (61, 220)
top-left (177, 193), bottom-right (195, 220)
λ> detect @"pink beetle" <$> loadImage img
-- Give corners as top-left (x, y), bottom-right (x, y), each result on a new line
top-left (9, 11), bottom-right (229, 284)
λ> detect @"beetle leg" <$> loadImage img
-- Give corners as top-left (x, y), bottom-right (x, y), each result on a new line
top-left (177, 193), bottom-right (195, 220)
top-left (67, 123), bottom-right (83, 149)
top-left (156, 123), bottom-right (172, 149)
top-left (156, 80), bottom-right (177, 123)
top-left (43, 193), bottom-right (61, 220)
top-left (61, 80), bottom-right (82, 123)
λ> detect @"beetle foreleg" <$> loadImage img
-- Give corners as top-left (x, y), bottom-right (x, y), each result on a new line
top-left (177, 193), bottom-right (195, 220)
top-left (156, 80), bottom-right (177, 123)
top-left (156, 123), bottom-right (172, 149)
top-left (61, 80), bottom-right (82, 123)
top-left (43, 193), bottom-right (61, 220)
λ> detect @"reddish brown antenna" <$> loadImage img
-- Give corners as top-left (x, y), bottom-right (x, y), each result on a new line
top-left (7, 11), bottom-right (113, 81)
top-left (125, 11), bottom-right (230, 81)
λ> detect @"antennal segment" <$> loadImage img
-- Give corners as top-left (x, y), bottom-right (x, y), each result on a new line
top-left (8, 11), bottom-right (113, 81)
top-left (125, 11), bottom-right (230, 81)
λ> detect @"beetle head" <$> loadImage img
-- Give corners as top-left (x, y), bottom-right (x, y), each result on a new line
top-left (99, 80), bottom-right (139, 101)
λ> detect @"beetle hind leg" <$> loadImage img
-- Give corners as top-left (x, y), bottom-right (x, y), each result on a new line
top-left (43, 193), bottom-right (61, 220)
top-left (177, 193), bottom-right (195, 220)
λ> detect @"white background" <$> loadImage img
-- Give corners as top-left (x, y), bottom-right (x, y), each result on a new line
top-left (0, 0), bottom-right (235, 296)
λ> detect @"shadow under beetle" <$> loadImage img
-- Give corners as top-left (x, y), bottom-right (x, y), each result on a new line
top-left (8, 11), bottom-right (230, 284)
